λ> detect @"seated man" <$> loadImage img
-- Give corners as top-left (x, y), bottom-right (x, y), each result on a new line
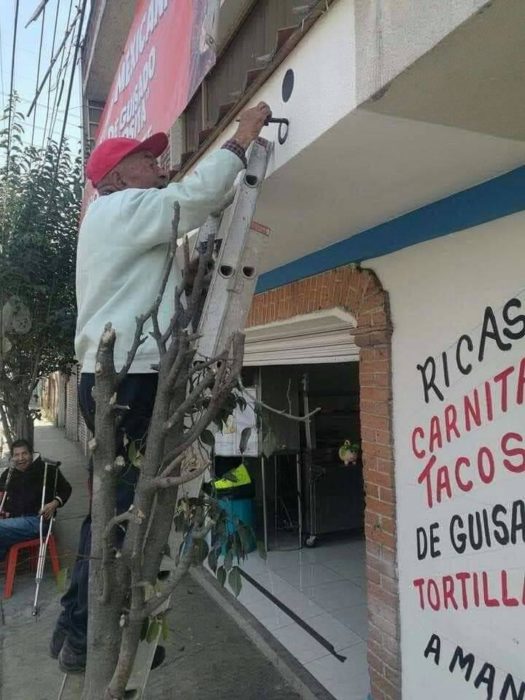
top-left (0, 439), bottom-right (72, 561)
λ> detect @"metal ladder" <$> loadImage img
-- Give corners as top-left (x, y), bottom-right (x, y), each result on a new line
top-left (57, 139), bottom-right (273, 700)
top-left (123, 137), bottom-right (273, 699)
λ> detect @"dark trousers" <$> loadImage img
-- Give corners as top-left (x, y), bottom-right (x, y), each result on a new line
top-left (55, 373), bottom-right (158, 653)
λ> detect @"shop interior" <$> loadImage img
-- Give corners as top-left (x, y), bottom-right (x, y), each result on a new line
top-left (213, 361), bottom-right (369, 700)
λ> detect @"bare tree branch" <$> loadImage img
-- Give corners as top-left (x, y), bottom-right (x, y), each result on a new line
top-left (104, 509), bottom-right (142, 540)
top-left (165, 332), bottom-right (190, 388)
top-left (164, 366), bottom-right (220, 431)
top-left (85, 322), bottom-right (126, 683)
top-left (160, 334), bottom-right (244, 471)
top-left (238, 376), bottom-right (321, 422)
top-left (28, 349), bottom-right (42, 396)
top-left (85, 198), bottom-right (249, 696)
top-left (151, 461), bottom-right (210, 489)
top-left (0, 402), bottom-right (12, 448)
top-left (133, 520), bottom-right (215, 621)
top-left (181, 231), bottom-right (216, 328)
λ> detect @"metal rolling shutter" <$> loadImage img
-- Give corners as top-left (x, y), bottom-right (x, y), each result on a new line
top-left (243, 308), bottom-right (359, 366)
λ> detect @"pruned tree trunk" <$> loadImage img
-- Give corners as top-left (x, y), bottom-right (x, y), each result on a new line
top-left (82, 325), bottom-right (128, 699)
top-left (82, 207), bottom-right (248, 699)
top-left (13, 403), bottom-right (33, 445)
top-left (0, 403), bottom-right (13, 450)
top-left (0, 394), bottom-right (33, 447)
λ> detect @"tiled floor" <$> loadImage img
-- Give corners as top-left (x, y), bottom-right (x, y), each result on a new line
top-left (237, 535), bottom-right (370, 700)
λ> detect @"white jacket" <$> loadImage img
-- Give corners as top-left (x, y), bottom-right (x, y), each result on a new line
top-left (75, 149), bottom-right (243, 373)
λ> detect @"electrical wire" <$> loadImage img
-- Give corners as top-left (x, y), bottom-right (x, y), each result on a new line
top-left (26, 2), bottom-right (81, 119)
top-left (5, 0), bottom-right (20, 181)
top-left (0, 90), bottom-right (81, 115)
top-left (0, 19), bottom-right (6, 109)
top-left (44, 0), bottom-right (88, 225)
top-left (30, 5), bottom-right (46, 147)
top-left (28, 118), bottom-right (82, 138)
top-left (40, 0), bottom-right (62, 150)
top-left (45, 0), bottom-right (76, 147)
top-left (51, 0), bottom-right (87, 164)
top-left (43, 0), bottom-right (77, 150)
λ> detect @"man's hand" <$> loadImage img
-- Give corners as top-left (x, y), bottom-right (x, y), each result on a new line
top-left (39, 499), bottom-right (59, 520)
top-left (233, 102), bottom-right (272, 149)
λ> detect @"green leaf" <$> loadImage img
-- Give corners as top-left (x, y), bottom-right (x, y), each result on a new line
top-left (239, 428), bottom-right (251, 455)
top-left (231, 531), bottom-right (242, 562)
top-left (128, 441), bottom-right (143, 468)
top-left (256, 541), bottom-right (267, 560)
top-left (143, 582), bottom-right (155, 602)
top-left (262, 429), bottom-right (278, 458)
top-left (208, 546), bottom-right (218, 573)
top-left (217, 566), bottom-right (226, 587)
top-left (228, 566), bottom-right (242, 597)
top-left (224, 549), bottom-right (233, 572)
top-left (161, 617), bottom-right (169, 641)
top-left (140, 618), bottom-right (150, 641)
top-left (174, 511), bottom-right (186, 532)
top-left (237, 523), bottom-right (254, 555)
top-left (214, 515), bottom-right (228, 543)
top-left (55, 567), bottom-right (69, 593)
top-left (146, 619), bottom-right (160, 643)
top-left (200, 429), bottom-right (215, 447)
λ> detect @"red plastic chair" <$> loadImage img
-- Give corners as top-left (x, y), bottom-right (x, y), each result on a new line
top-left (3, 534), bottom-right (60, 599)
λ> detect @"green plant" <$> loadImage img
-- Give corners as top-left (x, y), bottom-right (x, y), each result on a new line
top-left (0, 96), bottom-right (82, 445)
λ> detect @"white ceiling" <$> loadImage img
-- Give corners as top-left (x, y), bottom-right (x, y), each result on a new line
top-left (255, 108), bottom-right (525, 274)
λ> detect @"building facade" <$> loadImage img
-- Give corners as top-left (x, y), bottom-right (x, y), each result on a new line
top-left (58, 1), bottom-right (525, 698)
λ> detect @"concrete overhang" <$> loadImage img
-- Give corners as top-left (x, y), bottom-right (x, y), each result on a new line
top-left (82, 0), bottom-right (138, 102)
top-left (253, 109), bottom-right (525, 274)
top-left (248, 0), bottom-right (525, 273)
top-left (363, 0), bottom-right (525, 141)
top-left (82, 0), bottom-right (256, 104)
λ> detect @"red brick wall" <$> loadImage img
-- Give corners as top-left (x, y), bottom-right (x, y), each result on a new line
top-left (248, 265), bottom-right (401, 700)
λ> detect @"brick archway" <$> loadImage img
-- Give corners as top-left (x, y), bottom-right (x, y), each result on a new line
top-left (247, 265), bottom-right (400, 700)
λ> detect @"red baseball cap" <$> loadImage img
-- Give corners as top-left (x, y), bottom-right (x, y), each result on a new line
top-left (86, 132), bottom-right (169, 185)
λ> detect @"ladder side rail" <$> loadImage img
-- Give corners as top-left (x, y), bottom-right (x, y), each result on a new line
top-left (125, 139), bottom-right (272, 698)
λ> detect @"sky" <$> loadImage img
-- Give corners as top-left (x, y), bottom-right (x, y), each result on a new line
top-left (0, 0), bottom-right (90, 157)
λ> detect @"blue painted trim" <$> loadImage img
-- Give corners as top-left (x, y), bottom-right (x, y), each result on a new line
top-left (256, 165), bottom-right (525, 293)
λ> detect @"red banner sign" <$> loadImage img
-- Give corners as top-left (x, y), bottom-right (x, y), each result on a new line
top-left (95, 0), bottom-right (217, 144)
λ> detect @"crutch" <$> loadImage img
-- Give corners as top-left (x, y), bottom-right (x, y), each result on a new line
top-left (57, 674), bottom-right (68, 699)
top-left (0, 461), bottom-right (15, 516)
top-left (32, 458), bottom-right (60, 617)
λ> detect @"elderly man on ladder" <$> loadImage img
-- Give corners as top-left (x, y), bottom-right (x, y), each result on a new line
top-left (50, 102), bottom-right (272, 674)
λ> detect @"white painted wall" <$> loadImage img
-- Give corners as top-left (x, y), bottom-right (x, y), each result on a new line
top-left (369, 213), bottom-right (525, 699)
top-left (200, 0), bottom-right (357, 178)
top-left (354, 0), bottom-right (491, 103)
top-left (187, 0), bottom-right (525, 278)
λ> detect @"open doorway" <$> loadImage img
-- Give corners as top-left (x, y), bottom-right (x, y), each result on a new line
top-left (214, 361), bottom-right (369, 700)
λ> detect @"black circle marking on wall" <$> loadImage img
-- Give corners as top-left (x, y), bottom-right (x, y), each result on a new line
top-left (282, 69), bottom-right (294, 103)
